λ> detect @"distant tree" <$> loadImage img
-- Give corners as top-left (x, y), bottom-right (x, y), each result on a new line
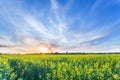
top-left (66, 52), bottom-right (68, 54)
top-left (55, 52), bottom-right (58, 54)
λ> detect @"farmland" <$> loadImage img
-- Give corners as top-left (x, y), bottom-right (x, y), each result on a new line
top-left (1, 54), bottom-right (120, 80)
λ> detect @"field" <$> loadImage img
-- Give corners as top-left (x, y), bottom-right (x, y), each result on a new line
top-left (1, 54), bottom-right (120, 80)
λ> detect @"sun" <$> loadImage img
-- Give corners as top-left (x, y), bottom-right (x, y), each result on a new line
top-left (39, 47), bottom-right (48, 53)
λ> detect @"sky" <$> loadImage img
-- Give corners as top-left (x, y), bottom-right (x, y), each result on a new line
top-left (0, 0), bottom-right (120, 53)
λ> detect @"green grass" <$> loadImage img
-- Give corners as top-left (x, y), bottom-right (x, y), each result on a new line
top-left (1, 54), bottom-right (120, 80)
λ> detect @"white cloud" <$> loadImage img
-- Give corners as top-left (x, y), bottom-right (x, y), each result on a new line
top-left (50, 0), bottom-right (59, 10)
top-left (0, 35), bottom-right (15, 46)
top-left (89, 0), bottom-right (103, 13)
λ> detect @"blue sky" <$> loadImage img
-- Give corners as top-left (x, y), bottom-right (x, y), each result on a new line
top-left (0, 0), bottom-right (120, 53)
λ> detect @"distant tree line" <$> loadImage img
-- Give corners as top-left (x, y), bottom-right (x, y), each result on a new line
top-left (0, 52), bottom-right (120, 55)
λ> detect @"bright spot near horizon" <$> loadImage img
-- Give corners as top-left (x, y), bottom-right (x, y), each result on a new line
top-left (39, 47), bottom-right (48, 53)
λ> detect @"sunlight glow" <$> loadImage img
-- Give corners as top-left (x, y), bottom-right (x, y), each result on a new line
top-left (39, 47), bottom-right (48, 53)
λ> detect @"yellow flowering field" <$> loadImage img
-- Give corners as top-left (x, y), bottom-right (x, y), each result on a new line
top-left (0, 54), bottom-right (120, 80)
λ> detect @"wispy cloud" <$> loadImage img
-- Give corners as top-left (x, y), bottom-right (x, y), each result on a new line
top-left (90, 0), bottom-right (103, 13)
top-left (50, 0), bottom-right (68, 43)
